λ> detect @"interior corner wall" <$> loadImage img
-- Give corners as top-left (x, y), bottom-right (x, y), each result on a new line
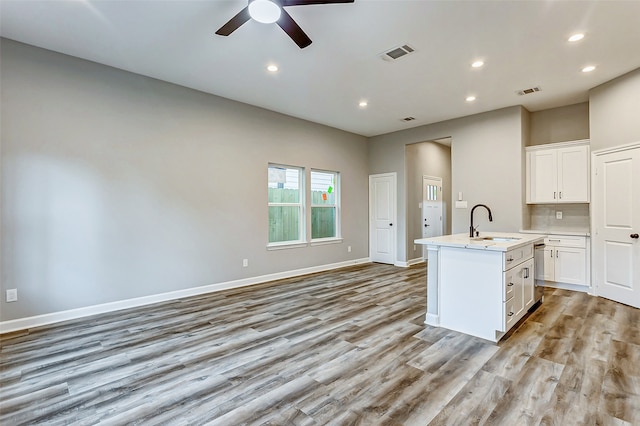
top-left (368, 106), bottom-right (526, 263)
top-left (521, 107), bottom-right (532, 231)
top-left (589, 68), bottom-right (640, 152)
top-left (0, 39), bottom-right (369, 322)
top-left (405, 141), bottom-right (452, 261)
top-left (529, 102), bottom-right (590, 146)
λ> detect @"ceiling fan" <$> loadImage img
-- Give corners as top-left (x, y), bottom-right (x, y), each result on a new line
top-left (215, 0), bottom-right (355, 49)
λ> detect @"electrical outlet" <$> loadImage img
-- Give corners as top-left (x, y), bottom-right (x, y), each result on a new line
top-left (347, 246), bottom-right (352, 253)
top-left (556, 211), bottom-right (563, 220)
top-left (6, 289), bottom-right (18, 302)
top-left (242, 259), bottom-right (248, 267)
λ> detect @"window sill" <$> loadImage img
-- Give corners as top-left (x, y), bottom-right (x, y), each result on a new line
top-left (310, 238), bottom-right (343, 246)
top-left (267, 241), bottom-right (308, 251)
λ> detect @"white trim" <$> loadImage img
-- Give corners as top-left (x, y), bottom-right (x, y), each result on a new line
top-left (266, 241), bottom-right (308, 250)
top-left (310, 238), bottom-right (343, 246)
top-left (591, 141), bottom-right (640, 156)
top-left (0, 258), bottom-right (371, 334)
top-left (425, 313), bottom-right (440, 326)
top-left (538, 281), bottom-right (592, 295)
top-left (395, 258), bottom-right (425, 268)
top-left (525, 139), bottom-right (590, 152)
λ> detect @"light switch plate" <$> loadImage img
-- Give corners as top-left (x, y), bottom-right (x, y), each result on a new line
top-left (556, 211), bottom-right (563, 219)
top-left (6, 288), bottom-right (17, 302)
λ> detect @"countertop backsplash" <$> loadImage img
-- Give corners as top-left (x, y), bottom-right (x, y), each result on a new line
top-left (528, 204), bottom-right (590, 234)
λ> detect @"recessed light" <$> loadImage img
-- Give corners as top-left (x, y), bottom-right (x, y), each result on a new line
top-left (267, 64), bottom-right (278, 72)
top-left (568, 33), bottom-right (585, 42)
top-left (465, 96), bottom-right (476, 102)
top-left (582, 65), bottom-right (596, 73)
top-left (471, 61), bottom-right (484, 68)
top-left (358, 101), bottom-right (368, 108)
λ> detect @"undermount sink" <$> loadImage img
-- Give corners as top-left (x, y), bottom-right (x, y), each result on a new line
top-left (477, 236), bottom-right (521, 242)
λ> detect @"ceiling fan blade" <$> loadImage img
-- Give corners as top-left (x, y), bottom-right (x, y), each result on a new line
top-left (277, 9), bottom-right (312, 48)
top-left (215, 6), bottom-right (251, 36)
top-left (281, 0), bottom-right (354, 6)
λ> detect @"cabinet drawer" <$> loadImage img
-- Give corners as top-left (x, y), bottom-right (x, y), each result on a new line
top-left (503, 299), bottom-right (516, 331)
top-left (504, 270), bottom-right (515, 301)
top-left (503, 244), bottom-right (534, 270)
top-left (544, 235), bottom-right (586, 248)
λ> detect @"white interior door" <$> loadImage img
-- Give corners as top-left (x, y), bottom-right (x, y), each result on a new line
top-left (369, 173), bottom-right (396, 264)
top-left (422, 176), bottom-right (443, 239)
top-left (593, 144), bottom-right (640, 308)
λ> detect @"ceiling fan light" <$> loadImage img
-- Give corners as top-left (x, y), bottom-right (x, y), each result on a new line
top-left (248, 0), bottom-right (282, 24)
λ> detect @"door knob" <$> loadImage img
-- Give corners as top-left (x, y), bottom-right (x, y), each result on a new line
top-left (389, 223), bottom-right (393, 226)
top-left (424, 224), bottom-right (430, 227)
top-left (631, 233), bottom-right (639, 239)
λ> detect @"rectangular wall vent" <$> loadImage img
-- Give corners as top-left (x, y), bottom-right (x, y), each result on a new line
top-left (517, 86), bottom-right (541, 96)
top-left (381, 44), bottom-right (416, 62)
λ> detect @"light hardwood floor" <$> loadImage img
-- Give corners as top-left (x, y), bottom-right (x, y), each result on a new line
top-left (1, 262), bottom-right (639, 425)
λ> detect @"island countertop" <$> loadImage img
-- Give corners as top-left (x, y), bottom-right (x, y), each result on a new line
top-left (414, 232), bottom-right (545, 252)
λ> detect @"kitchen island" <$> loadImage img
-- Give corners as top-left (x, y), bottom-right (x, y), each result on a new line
top-left (415, 232), bottom-right (545, 342)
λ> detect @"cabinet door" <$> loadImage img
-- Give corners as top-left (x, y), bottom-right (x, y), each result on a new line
top-left (512, 264), bottom-right (525, 319)
top-left (555, 247), bottom-right (587, 285)
top-left (535, 247), bottom-right (555, 281)
top-left (529, 149), bottom-right (558, 203)
top-left (557, 145), bottom-right (589, 203)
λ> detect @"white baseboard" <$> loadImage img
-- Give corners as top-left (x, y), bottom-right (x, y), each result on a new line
top-left (539, 280), bottom-right (591, 294)
top-left (0, 257), bottom-right (371, 334)
top-left (425, 313), bottom-right (440, 326)
top-left (394, 258), bottom-right (425, 268)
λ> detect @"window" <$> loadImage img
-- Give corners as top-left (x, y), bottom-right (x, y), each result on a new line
top-left (268, 164), bottom-right (304, 244)
top-left (311, 170), bottom-right (339, 240)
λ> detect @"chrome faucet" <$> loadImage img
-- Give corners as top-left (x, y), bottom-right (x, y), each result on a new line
top-left (470, 204), bottom-right (493, 237)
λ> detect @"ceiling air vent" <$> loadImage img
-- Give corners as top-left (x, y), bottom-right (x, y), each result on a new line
top-left (381, 44), bottom-right (416, 62)
top-left (401, 116), bottom-right (416, 122)
top-left (516, 86), bottom-right (541, 96)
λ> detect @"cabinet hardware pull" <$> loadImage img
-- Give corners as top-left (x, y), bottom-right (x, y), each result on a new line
top-left (548, 239), bottom-right (561, 242)
top-left (550, 250), bottom-right (553, 258)
top-left (506, 257), bottom-right (514, 262)
top-left (524, 267), bottom-right (529, 278)
top-left (554, 191), bottom-right (556, 199)
top-left (559, 191), bottom-right (562, 199)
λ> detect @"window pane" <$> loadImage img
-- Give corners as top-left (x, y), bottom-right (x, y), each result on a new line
top-left (268, 167), bottom-right (300, 203)
top-left (269, 206), bottom-right (300, 243)
top-left (312, 207), bottom-right (336, 239)
top-left (310, 171), bottom-right (335, 205)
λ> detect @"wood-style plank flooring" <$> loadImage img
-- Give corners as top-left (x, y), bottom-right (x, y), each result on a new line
top-left (1, 262), bottom-right (639, 425)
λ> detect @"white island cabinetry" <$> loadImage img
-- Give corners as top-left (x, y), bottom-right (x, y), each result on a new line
top-left (415, 232), bottom-right (545, 343)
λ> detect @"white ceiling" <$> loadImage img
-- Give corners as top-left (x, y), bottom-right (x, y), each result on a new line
top-left (1, 0), bottom-right (640, 137)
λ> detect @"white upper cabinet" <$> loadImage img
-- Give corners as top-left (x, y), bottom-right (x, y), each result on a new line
top-left (526, 140), bottom-right (590, 204)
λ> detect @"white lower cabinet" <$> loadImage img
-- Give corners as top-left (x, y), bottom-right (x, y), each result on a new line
top-left (535, 235), bottom-right (589, 287)
top-left (503, 257), bottom-right (534, 331)
top-left (435, 237), bottom-right (544, 342)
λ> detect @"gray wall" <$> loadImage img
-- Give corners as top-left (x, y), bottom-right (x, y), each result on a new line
top-left (405, 141), bottom-right (452, 261)
top-left (369, 106), bottom-right (526, 262)
top-left (0, 39), bottom-right (369, 321)
top-left (589, 68), bottom-right (640, 152)
top-left (529, 102), bottom-right (589, 146)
